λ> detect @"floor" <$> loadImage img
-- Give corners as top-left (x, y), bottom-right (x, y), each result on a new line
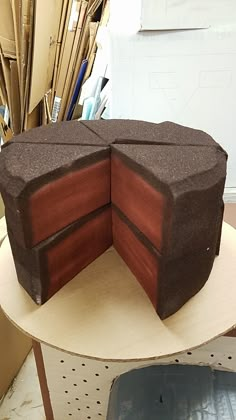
top-left (0, 351), bottom-right (45, 420)
top-left (0, 204), bottom-right (235, 419)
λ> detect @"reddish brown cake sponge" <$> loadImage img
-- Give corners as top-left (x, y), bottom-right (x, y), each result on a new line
top-left (112, 153), bottom-right (167, 251)
top-left (112, 208), bottom-right (159, 308)
top-left (0, 143), bottom-right (110, 247)
top-left (8, 206), bottom-right (112, 304)
top-left (29, 158), bottom-right (110, 246)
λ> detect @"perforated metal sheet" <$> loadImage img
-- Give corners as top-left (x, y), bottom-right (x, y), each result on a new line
top-left (41, 336), bottom-right (236, 419)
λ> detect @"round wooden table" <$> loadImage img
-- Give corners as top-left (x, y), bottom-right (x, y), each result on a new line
top-left (0, 222), bottom-right (236, 419)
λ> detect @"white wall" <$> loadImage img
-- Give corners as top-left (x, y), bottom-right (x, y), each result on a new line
top-left (110, 1), bottom-right (236, 190)
top-left (140, 0), bottom-right (236, 30)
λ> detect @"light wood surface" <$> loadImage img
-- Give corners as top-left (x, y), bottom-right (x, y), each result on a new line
top-left (0, 195), bottom-right (5, 218)
top-left (0, 216), bottom-right (7, 246)
top-left (0, 222), bottom-right (236, 361)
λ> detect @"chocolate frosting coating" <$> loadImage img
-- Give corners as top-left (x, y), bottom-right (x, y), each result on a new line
top-left (4, 119), bottom-right (226, 153)
top-left (3, 120), bottom-right (107, 147)
top-left (158, 245), bottom-right (216, 319)
top-left (82, 119), bottom-right (225, 151)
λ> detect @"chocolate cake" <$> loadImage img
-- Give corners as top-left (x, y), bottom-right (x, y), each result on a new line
top-left (0, 119), bottom-right (227, 319)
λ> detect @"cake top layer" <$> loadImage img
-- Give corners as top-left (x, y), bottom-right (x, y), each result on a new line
top-left (3, 120), bottom-right (107, 147)
top-left (4, 120), bottom-right (225, 152)
top-left (82, 119), bottom-right (224, 149)
top-left (0, 119), bottom-right (227, 202)
top-left (0, 143), bottom-right (109, 198)
top-left (112, 144), bottom-right (227, 197)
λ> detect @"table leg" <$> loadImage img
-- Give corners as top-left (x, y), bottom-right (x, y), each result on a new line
top-left (33, 340), bottom-right (54, 420)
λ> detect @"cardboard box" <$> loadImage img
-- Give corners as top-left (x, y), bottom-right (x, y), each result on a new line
top-left (0, 199), bottom-right (31, 398)
top-left (0, 212), bottom-right (31, 398)
top-left (110, 1), bottom-right (236, 188)
top-left (0, 0), bottom-right (16, 58)
top-left (0, 309), bottom-right (32, 399)
top-left (10, 60), bottom-right (21, 135)
top-left (224, 204), bottom-right (236, 229)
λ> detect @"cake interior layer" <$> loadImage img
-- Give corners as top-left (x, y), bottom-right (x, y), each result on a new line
top-left (46, 207), bottom-right (112, 299)
top-left (112, 208), bottom-right (158, 308)
top-left (28, 158), bottom-right (110, 246)
top-left (111, 153), bottom-right (168, 252)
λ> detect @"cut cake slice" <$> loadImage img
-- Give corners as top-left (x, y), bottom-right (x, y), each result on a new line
top-left (111, 144), bottom-right (226, 257)
top-left (111, 143), bottom-right (226, 318)
top-left (0, 143), bottom-right (110, 247)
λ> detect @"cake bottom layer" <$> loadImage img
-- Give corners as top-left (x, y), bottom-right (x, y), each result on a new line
top-left (215, 199), bottom-right (224, 256)
top-left (112, 208), bottom-right (159, 308)
top-left (112, 207), bottom-right (217, 319)
top-left (9, 206), bottom-right (112, 304)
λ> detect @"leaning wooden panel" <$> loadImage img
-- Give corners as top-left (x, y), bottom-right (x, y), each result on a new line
top-left (28, 0), bottom-right (63, 113)
top-left (0, 0), bottom-right (16, 59)
top-left (33, 341), bottom-right (54, 420)
top-left (0, 224), bottom-right (31, 400)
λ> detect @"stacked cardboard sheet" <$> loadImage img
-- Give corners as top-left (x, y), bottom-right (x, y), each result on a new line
top-left (0, 0), bottom-right (109, 139)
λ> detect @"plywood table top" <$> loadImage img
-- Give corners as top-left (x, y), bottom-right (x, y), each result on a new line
top-left (0, 222), bottom-right (236, 362)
